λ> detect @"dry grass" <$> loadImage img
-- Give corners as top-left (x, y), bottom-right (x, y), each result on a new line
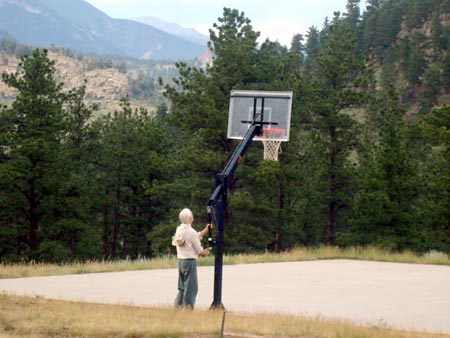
top-left (219, 246), bottom-right (450, 266)
top-left (0, 256), bottom-right (177, 279)
top-left (0, 293), bottom-right (448, 338)
top-left (1, 246), bottom-right (448, 279)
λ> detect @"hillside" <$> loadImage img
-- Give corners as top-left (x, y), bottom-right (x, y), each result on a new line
top-left (0, 0), bottom-right (205, 60)
top-left (0, 49), bottom-right (123, 112)
top-left (359, 0), bottom-right (450, 115)
top-left (0, 46), bottom-right (177, 114)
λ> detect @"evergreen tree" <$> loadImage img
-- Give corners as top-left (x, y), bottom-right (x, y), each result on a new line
top-left (399, 37), bottom-right (426, 96)
top-left (304, 26), bottom-right (321, 74)
top-left (0, 49), bottom-right (68, 261)
top-left (365, 0), bottom-right (383, 13)
top-left (443, 39), bottom-right (450, 93)
top-left (306, 17), bottom-right (371, 244)
top-left (289, 34), bottom-right (305, 70)
top-left (257, 40), bottom-right (294, 89)
top-left (94, 98), bottom-right (169, 259)
top-left (342, 91), bottom-right (426, 251)
top-left (417, 105), bottom-right (450, 252)
top-left (405, 0), bottom-right (437, 30)
top-left (209, 8), bottom-right (260, 94)
top-left (430, 10), bottom-right (446, 59)
top-left (40, 83), bottom-right (100, 261)
top-left (344, 0), bottom-right (361, 33)
top-left (362, 0), bottom-right (404, 64)
top-left (418, 64), bottom-right (442, 113)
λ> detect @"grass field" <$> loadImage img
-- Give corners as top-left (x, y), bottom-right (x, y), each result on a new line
top-left (1, 247), bottom-right (448, 338)
top-left (1, 246), bottom-right (449, 279)
top-left (1, 293), bottom-right (449, 338)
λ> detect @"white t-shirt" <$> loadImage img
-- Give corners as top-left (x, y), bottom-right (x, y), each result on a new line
top-left (175, 224), bottom-right (204, 259)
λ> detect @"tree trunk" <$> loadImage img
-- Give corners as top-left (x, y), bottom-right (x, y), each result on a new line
top-left (326, 126), bottom-right (337, 245)
top-left (111, 181), bottom-right (121, 260)
top-left (276, 184), bottom-right (284, 252)
top-left (26, 179), bottom-right (39, 252)
top-left (103, 203), bottom-right (109, 258)
top-left (102, 187), bottom-right (111, 258)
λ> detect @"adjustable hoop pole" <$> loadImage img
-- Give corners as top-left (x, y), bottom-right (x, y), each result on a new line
top-left (208, 175), bottom-right (226, 309)
top-left (207, 103), bottom-right (264, 309)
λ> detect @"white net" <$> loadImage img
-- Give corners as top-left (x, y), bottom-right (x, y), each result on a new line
top-left (262, 140), bottom-right (282, 161)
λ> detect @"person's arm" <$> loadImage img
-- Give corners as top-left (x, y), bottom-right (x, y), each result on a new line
top-left (198, 223), bottom-right (212, 239)
top-left (189, 230), bottom-right (210, 256)
top-left (199, 248), bottom-right (210, 256)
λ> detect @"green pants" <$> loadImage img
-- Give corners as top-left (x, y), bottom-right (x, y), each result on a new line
top-left (174, 259), bottom-right (198, 309)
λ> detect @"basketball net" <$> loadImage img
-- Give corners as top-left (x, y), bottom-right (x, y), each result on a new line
top-left (262, 140), bottom-right (282, 161)
top-left (261, 128), bottom-right (284, 161)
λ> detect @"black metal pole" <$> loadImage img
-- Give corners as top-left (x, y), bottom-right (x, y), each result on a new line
top-left (207, 99), bottom-right (268, 310)
top-left (208, 125), bottom-right (259, 310)
top-left (210, 175), bottom-right (226, 309)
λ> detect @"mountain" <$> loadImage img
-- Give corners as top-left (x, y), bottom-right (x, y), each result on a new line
top-left (0, 0), bottom-right (205, 60)
top-left (0, 28), bottom-right (12, 41)
top-left (133, 16), bottom-right (209, 46)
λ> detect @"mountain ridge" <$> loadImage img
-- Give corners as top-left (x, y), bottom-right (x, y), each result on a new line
top-left (0, 0), bottom-right (206, 60)
top-left (133, 16), bottom-right (209, 46)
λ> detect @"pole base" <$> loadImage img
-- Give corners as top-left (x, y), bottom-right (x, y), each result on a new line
top-left (210, 302), bottom-right (225, 311)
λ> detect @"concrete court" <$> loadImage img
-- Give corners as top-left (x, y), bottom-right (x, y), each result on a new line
top-left (0, 259), bottom-right (449, 334)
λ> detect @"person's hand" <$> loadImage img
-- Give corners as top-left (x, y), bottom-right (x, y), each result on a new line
top-left (202, 248), bottom-right (210, 256)
top-left (207, 223), bottom-right (213, 229)
top-left (200, 223), bottom-right (212, 238)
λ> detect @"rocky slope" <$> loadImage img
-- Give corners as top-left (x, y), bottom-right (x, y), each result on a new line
top-left (0, 50), bottom-right (152, 114)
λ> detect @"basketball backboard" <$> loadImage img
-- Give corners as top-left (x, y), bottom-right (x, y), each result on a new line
top-left (227, 90), bottom-right (293, 142)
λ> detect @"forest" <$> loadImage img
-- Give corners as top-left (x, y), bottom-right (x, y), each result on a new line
top-left (0, 0), bottom-right (449, 263)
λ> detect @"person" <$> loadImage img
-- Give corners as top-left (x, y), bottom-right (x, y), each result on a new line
top-left (173, 208), bottom-right (211, 309)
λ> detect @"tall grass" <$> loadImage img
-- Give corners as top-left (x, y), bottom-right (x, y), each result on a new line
top-left (219, 246), bottom-right (450, 266)
top-left (0, 255), bottom-right (177, 279)
top-left (1, 293), bottom-right (448, 338)
top-left (1, 246), bottom-right (448, 279)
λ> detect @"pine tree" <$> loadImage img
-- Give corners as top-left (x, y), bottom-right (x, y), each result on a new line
top-left (400, 37), bottom-right (426, 95)
top-left (365, 0), bottom-right (383, 13)
top-left (304, 26), bottom-right (321, 74)
top-left (95, 98), bottom-right (169, 259)
top-left (405, 0), bottom-right (437, 30)
top-left (209, 8), bottom-right (260, 94)
top-left (419, 64), bottom-right (442, 113)
top-left (430, 10), bottom-right (445, 59)
top-left (289, 34), bottom-right (305, 70)
top-left (48, 84), bottom-right (100, 261)
top-left (257, 40), bottom-right (294, 89)
top-left (344, 90), bottom-right (426, 251)
top-left (443, 39), bottom-right (450, 93)
top-left (306, 17), bottom-right (371, 244)
top-left (0, 49), bottom-right (67, 261)
top-left (344, 0), bottom-right (361, 33)
top-left (417, 105), bottom-right (450, 251)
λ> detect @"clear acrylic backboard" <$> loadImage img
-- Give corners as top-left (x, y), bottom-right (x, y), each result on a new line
top-left (227, 90), bottom-right (293, 142)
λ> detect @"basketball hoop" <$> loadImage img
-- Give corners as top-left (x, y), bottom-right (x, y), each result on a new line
top-left (209, 90), bottom-right (292, 310)
top-left (227, 90), bottom-right (292, 162)
top-left (261, 128), bottom-right (285, 162)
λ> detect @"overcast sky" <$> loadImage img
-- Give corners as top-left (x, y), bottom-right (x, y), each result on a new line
top-left (83, 0), bottom-right (367, 46)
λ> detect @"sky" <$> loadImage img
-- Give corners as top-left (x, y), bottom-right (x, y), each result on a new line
top-left (83, 0), bottom-right (366, 46)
